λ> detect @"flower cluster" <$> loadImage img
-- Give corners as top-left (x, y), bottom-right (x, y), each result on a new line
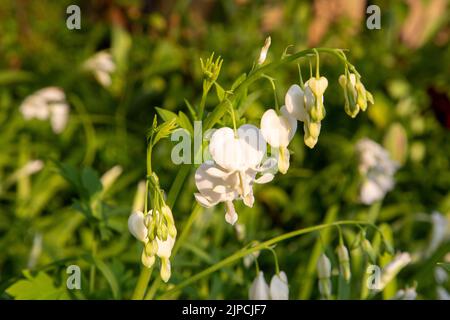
top-left (248, 271), bottom-right (289, 300)
top-left (128, 203), bottom-right (177, 282)
top-left (19, 87), bottom-right (70, 134)
top-left (356, 138), bottom-right (399, 205)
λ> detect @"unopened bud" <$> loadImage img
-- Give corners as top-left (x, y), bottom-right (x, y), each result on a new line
top-left (141, 250), bottom-right (155, 268)
top-left (258, 36), bottom-right (271, 65)
top-left (336, 244), bottom-right (351, 281)
top-left (160, 257), bottom-right (171, 282)
top-left (317, 253), bottom-right (332, 298)
top-left (145, 239), bottom-right (159, 257)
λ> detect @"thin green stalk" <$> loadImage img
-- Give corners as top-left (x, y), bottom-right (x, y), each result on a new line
top-left (159, 220), bottom-right (377, 299)
top-left (131, 267), bottom-right (153, 300)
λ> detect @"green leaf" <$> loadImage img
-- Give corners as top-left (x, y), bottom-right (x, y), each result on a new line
top-left (6, 271), bottom-right (69, 300)
top-left (178, 111), bottom-right (194, 134)
top-left (231, 73), bottom-right (247, 91)
top-left (0, 70), bottom-right (34, 85)
top-left (437, 262), bottom-right (450, 272)
top-left (87, 256), bottom-right (121, 299)
top-left (214, 82), bottom-right (225, 102)
top-left (155, 107), bottom-right (177, 122)
top-left (81, 167), bottom-right (103, 199)
top-left (153, 118), bottom-right (178, 146)
top-left (184, 99), bottom-right (197, 120)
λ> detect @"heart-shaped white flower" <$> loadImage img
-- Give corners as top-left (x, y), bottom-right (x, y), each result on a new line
top-left (260, 107), bottom-right (297, 173)
top-left (128, 211), bottom-right (148, 242)
top-left (249, 271), bottom-right (270, 300)
top-left (270, 271), bottom-right (289, 300)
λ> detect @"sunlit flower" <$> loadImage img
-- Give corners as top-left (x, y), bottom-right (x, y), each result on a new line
top-left (128, 211), bottom-right (148, 242)
top-left (285, 83), bottom-right (321, 148)
top-left (195, 124), bottom-right (275, 225)
top-left (379, 252), bottom-right (411, 290)
top-left (339, 73), bottom-right (374, 118)
top-left (260, 107), bottom-right (297, 173)
top-left (356, 138), bottom-right (399, 205)
top-left (19, 87), bottom-right (70, 134)
top-left (249, 271), bottom-right (270, 300)
top-left (317, 253), bottom-right (332, 298)
top-left (426, 211), bottom-right (449, 257)
top-left (83, 51), bottom-right (116, 88)
top-left (269, 271), bottom-right (289, 300)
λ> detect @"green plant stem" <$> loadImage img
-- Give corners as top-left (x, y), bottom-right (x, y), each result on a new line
top-left (131, 267), bottom-right (153, 300)
top-left (159, 220), bottom-right (377, 299)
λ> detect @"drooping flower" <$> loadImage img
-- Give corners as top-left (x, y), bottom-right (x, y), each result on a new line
top-left (426, 211), bottom-right (449, 257)
top-left (339, 73), bottom-right (374, 118)
top-left (356, 138), bottom-right (399, 205)
top-left (284, 83), bottom-right (322, 148)
top-left (83, 51), bottom-right (116, 88)
top-left (306, 76), bottom-right (328, 122)
top-left (260, 107), bottom-right (297, 174)
top-left (195, 124), bottom-right (275, 225)
top-left (317, 253), bottom-right (332, 299)
top-left (128, 211), bottom-right (148, 243)
top-left (393, 287), bottom-right (417, 300)
top-left (19, 87), bottom-right (70, 134)
top-left (128, 208), bottom-right (177, 282)
top-left (269, 271), bottom-right (289, 300)
top-left (379, 252), bottom-right (411, 290)
top-left (249, 271), bottom-right (270, 300)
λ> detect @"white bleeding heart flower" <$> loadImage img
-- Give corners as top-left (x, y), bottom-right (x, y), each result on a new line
top-left (128, 211), bottom-right (148, 242)
top-left (83, 51), bottom-right (116, 88)
top-left (269, 271), bottom-right (289, 300)
top-left (356, 138), bottom-right (399, 205)
top-left (19, 87), bottom-right (70, 134)
top-left (195, 124), bottom-right (274, 225)
top-left (285, 84), bottom-right (322, 148)
top-left (249, 271), bottom-right (270, 300)
top-left (260, 106), bottom-right (297, 174)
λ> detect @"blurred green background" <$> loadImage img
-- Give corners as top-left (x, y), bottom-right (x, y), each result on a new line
top-left (0, 0), bottom-right (449, 300)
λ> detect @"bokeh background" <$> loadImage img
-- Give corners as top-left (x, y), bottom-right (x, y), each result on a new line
top-left (0, 0), bottom-right (449, 299)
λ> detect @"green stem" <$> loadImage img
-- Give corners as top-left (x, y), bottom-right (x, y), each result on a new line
top-left (131, 267), bottom-right (153, 300)
top-left (159, 220), bottom-right (377, 298)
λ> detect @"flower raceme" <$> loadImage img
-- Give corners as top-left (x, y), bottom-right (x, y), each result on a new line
top-left (128, 206), bottom-right (177, 282)
top-left (248, 271), bottom-right (289, 300)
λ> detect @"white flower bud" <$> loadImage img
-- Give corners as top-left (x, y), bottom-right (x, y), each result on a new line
top-left (141, 250), bottom-right (155, 269)
top-left (269, 271), bottom-right (289, 300)
top-left (257, 36), bottom-right (271, 65)
top-left (337, 244), bottom-right (351, 281)
top-left (160, 257), bottom-right (171, 282)
top-left (249, 271), bottom-right (270, 300)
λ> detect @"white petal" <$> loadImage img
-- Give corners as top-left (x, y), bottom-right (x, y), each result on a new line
top-left (128, 211), bottom-right (148, 242)
top-left (194, 193), bottom-right (215, 207)
top-left (280, 106), bottom-right (297, 143)
top-left (209, 127), bottom-right (246, 171)
top-left (249, 271), bottom-right (270, 300)
top-left (360, 179), bottom-right (385, 205)
top-left (225, 201), bottom-right (238, 225)
top-left (285, 84), bottom-right (307, 122)
top-left (156, 236), bottom-right (176, 259)
top-left (255, 173), bottom-right (274, 184)
top-left (237, 124), bottom-right (266, 169)
top-left (270, 271), bottom-right (289, 300)
top-left (50, 103), bottom-right (69, 134)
